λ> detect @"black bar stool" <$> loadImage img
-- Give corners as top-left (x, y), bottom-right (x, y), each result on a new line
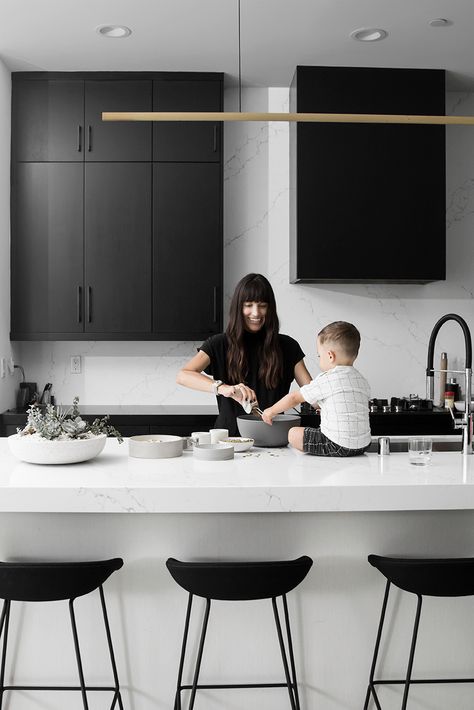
top-left (364, 554), bottom-right (474, 710)
top-left (0, 557), bottom-right (124, 710)
top-left (166, 555), bottom-right (312, 710)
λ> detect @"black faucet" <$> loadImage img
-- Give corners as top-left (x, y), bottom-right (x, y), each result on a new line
top-left (426, 313), bottom-right (472, 455)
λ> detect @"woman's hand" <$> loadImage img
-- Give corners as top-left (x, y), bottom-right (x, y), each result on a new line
top-left (218, 383), bottom-right (257, 404)
top-left (262, 408), bottom-right (274, 425)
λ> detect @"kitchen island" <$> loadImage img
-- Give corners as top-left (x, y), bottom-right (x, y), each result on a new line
top-left (1, 438), bottom-right (474, 710)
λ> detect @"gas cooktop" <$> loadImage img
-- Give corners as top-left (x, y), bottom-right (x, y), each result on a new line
top-left (370, 397), bottom-right (434, 413)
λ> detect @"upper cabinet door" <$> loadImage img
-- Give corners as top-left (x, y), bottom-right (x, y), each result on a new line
top-left (153, 80), bottom-right (222, 161)
top-left (153, 163), bottom-right (222, 336)
top-left (12, 80), bottom-right (84, 162)
top-left (11, 163), bottom-right (84, 335)
top-left (84, 163), bottom-right (152, 334)
top-left (85, 80), bottom-right (152, 161)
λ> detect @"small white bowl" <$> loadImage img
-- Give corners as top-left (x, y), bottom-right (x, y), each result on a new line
top-left (129, 434), bottom-right (183, 459)
top-left (222, 437), bottom-right (254, 452)
top-left (8, 433), bottom-right (107, 465)
top-left (454, 401), bottom-right (474, 412)
top-left (193, 442), bottom-right (234, 461)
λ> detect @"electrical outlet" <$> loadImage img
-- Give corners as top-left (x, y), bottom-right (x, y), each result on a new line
top-left (0, 358), bottom-right (5, 379)
top-left (7, 357), bottom-right (15, 375)
top-left (70, 356), bottom-right (82, 374)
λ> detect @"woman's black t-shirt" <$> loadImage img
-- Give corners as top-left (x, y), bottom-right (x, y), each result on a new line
top-left (200, 331), bottom-right (305, 436)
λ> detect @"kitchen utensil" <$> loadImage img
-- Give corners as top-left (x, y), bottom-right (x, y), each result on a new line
top-left (454, 401), bottom-right (474, 412)
top-left (129, 434), bottom-right (183, 459)
top-left (241, 400), bottom-right (263, 417)
top-left (16, 382), bottom-right (37, 411)
top-left (191, 432), bottom-right (212, 445)
top-left (237, 415), bottom-right (301, 447)
top-left (39, 383), bottom-right (53, 405)
top-left (439, 352), bottom-right (448, 407)
top-left (222, 437), bottom-right (254, 452)
top-left (209, 429), bottom-right (229, 444)
top-left (193, 442), bottom-right (234, 461)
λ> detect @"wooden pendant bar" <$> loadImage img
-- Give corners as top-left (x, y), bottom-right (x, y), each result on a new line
top-left (102, 110), bottom-right (474, 125)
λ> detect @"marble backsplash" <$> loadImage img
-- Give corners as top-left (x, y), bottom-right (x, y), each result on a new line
top-left (14, 88), bottom-right (474, 408)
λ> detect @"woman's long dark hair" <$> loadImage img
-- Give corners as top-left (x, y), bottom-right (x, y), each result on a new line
top-left (225, 273), bottom-right (283, 389)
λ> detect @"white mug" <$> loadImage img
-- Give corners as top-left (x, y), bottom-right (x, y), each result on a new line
top-left (191, 431), bottom-right (212, 445)
top-left (209, 428), bottom-right (229, 444)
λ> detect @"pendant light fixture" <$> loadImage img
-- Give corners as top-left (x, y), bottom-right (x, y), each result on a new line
top-left (102, 1), bottom-right (474, 126)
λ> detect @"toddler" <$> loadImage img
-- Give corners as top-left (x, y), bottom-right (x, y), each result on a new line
top-left (262, 321), bottom-right (371, 456)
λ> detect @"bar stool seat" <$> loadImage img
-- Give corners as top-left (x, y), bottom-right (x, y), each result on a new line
top-left (167, 555), bottom-right (313, 710)
top-left (0, 558), bottom-right (124, 710)
top-left (364, 554), bottom-right (474, 710)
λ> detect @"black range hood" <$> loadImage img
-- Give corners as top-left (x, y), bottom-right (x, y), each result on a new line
top-left (290, 66), bottom-right (446, 284)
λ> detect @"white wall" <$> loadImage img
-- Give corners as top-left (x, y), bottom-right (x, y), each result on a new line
top-left (12, 88), bottom-right (474, 408)
top-left (0, 59), bottom-right (18, 412)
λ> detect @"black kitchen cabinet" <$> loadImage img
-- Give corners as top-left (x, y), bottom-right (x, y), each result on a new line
top-left (11, 163), bottom-right (84, 334)
top-left (12, 76), bottom-right (151, 163)
top-left (85, 80), bottom-right (151, 161)
top-left (153, 163), bottom-right (222, 336)
top-left (11, 163), bottom-right (151, 337)
top-left (290, 66), bottom-right (446, 283)
top-left (12, 80), bottom-right (84, 162)
top-left (10, 72), bottom-right (223, 341)
top-left (85, 163), bottom-right (151, 333)
top-left (153, 79), bottom-right (222, 162)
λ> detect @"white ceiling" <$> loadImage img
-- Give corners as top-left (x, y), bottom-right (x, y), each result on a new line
top-left (0, 0), bottom-right (473, 89)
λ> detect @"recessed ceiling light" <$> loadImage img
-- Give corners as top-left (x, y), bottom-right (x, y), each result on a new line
top-left (428, 18), bottom-right (452, 27)
top-left (96, 25), bottom-right (132, 38)
top-left (350, 28), bottom-right (388, 42)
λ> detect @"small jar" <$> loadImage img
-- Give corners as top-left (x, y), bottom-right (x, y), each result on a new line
top-left (446, 378), bottom-right (460, 402)
top-left (444, 389), bottom-right (455, 409)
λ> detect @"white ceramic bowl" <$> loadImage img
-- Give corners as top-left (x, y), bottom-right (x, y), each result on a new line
top-left (222, 437), bottom-right (254, 452)
top-left (193, 442), bottom-right (234, 461)
top-left (129, 434), bottom-right (183, 459)
top-left (8, 433), bottom-right (107, 465)
top-left (454, 401), bottom-right (474, 412)
top-left (237, 415), bottom-right (301, 447)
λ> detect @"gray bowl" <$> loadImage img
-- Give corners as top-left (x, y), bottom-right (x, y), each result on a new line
top-left (237, 414), bottom-right (301, 447)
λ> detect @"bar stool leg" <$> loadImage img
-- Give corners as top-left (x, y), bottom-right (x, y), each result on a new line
top-left (272, 597), bottom-right (297, 710)
top-left (282, 594), bottom-right (301, 710)
top-left (98, 585), bottom-right (124, 710)
top-left (69, 598), bottom-right (90, 710)
top-left (174, 593), bottom-right (194, 710)
top-left (364, 580), bottom-right (391, 710)
top-left (401, 595), bottom-right (422, 710)
top-left (0, 601), bottom-right (11, 710)
top-left (188, 598), bottom-right (211, 710)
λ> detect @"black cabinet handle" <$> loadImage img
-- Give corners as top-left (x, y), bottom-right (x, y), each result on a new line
top-left (213, 125), bottom-right (217, 152)
top-left (87, 125), bottom-right (92, 152)
top-left (213, 286), bottom-right (218, 323)
top-left (77, 125), bottom-right (82, 152)
top-left (77, 285), bottom-right (82, 323)
top-left (87, 286), bottom-right (92, 323)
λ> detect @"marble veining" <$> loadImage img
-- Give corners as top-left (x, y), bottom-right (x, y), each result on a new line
top-left (3, 438), bottom-right (474, 514)
top-left (13, 88), bottom-right (474, 410)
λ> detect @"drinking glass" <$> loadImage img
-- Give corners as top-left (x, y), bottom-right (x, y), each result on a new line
top-left (408, 438), bottom-right (432, 466)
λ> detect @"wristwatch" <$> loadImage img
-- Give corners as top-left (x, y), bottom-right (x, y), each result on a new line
top-left (211, 380), bottom-right (223, 395)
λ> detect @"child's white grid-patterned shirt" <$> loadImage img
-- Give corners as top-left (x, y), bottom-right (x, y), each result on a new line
top-left (300, 366), bottom-right (371, 449)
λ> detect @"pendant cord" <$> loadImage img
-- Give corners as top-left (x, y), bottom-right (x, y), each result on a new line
top-left (238, 0), bottom-right (242, 112)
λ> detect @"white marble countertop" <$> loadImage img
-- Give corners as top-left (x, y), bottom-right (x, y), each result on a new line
top-left (1, 437), bottom-right (474, 513)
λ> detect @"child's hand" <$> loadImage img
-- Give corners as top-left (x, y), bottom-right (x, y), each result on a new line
top-left (262, 408), bottom-right (274, 425)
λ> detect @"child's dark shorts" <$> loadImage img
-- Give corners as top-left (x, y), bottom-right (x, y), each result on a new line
top-left (303, 427), bottom-right (369, 457)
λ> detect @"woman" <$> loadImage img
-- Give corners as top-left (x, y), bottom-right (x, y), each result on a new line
top-left (176, 273), bottom-right (312, 436)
